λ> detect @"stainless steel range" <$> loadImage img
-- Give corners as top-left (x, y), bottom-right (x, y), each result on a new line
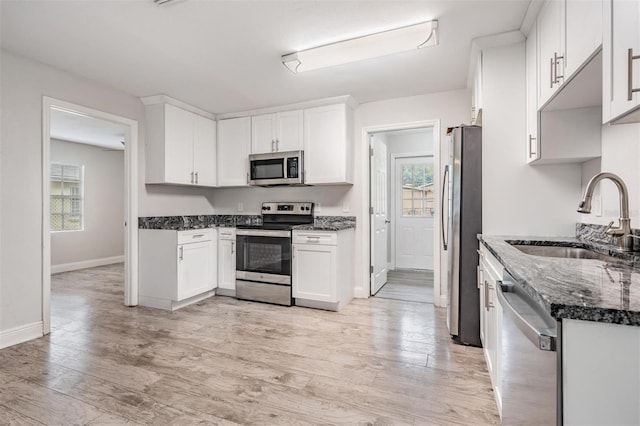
top-left (235, 202), bottom-right (314, 306)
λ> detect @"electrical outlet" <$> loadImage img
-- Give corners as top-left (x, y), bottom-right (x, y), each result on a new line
top-left (342, 203), bottom-right (349, 213)
top-left (593, 196), bottom-right (602, 217)
top-left (315, 203), bottom-right (321, 213)
top-left (237, 202), bottom-right (244, 212)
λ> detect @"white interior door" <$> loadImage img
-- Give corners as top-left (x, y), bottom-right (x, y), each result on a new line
top-left (395, 156), bottom-right (434, 270)
top-left (370, 135), bottom-right (388, 294)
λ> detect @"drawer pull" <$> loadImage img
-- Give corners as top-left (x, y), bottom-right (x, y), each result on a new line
top-left (192, 234), bottom-right (205, 238)
top-left (628, 48), bottom-right (640, 101)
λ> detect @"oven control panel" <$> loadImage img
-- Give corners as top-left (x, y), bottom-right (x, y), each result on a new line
top-left (261, 202), bottom-right (314, 215)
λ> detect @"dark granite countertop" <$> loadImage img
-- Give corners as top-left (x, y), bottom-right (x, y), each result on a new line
top-left (139, 215), bottom-right (355, 231)
top-left (478, 235), bottom-right (640, 326)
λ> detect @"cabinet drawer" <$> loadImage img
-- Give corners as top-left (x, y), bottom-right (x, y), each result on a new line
top-left (218, 227), bottom-right (236, 240)
top-left (178, 229), bottom-right (212, 244)
top-left (293, 231), bottom-right (337, 245)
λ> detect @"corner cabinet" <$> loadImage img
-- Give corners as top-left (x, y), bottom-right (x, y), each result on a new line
top-left (145, 103), bottom-right (217, 186)
top-left (139, 228), bottom-right (217, 311)
top-left (217, 228), bottom-right (236, 296)
top-left (292, 229), bottom-right (354, 311)
top-left (251, 110), bottom-right (303, 154)
top-left (217, 117), bottom-right (251, 187)
top-left (603, 0), bottom-right (640, 124)
top-left (303, 104), bottom-right (354, 185)
top-left (478, 244), bottom-right (503, 417)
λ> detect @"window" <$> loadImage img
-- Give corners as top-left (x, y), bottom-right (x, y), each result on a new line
top-left (50, 163), bottom-right (84, 231)
top-left (401, 162), bottom-right (434, 217)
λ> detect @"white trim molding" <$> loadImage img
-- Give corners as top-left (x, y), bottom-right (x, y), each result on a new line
top-left (42, 97), bottom-right (140, 336)
top-left (359, 119), bottom-right (442, 306)
top-left (0, 322), bottom-right (44, 349)
top-left (51, 255), bottom-right (125, 274)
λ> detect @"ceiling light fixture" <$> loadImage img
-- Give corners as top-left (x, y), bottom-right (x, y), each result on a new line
top-left (282, 20), bottom-right (439, 73)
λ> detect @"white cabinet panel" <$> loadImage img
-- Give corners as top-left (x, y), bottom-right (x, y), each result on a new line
top-left (292, 244), bottom-right (336, 303)
top-left (218, 117), bottom-right (251, 187)
top-left (193, 114), bottom-right (217, 186)
top-left (163, 104), bottom-right (194, 185)
top-left (276, 110), bottom-right (304, 152)
top-left (251, 110), bottom-right (303, 154)
top-left (303, 104), bottom-right (354, 185)
top-left (526, 22), bottom-right (540, 163)
top-left (218, 229), bottom-right (236, 291)
top-left (177, 240), bottom-right (213, 301)
top-left (251, 113), bottom-right (277, 154)
top-left (565, 0), bottom-right (603, 78)
top-left (537, 0), bottom-right (565, 107)
top-left (603, 0), bottom-right (640, 123)
top-left (145, 103), bottom-right (217, 187)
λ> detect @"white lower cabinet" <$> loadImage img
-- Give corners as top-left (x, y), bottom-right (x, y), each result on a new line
top-left (478, 245), bottom-right (503, 417)
top-left (139, 228), bottom-right (216, 311)
top-left (292, 229), bottom-right (354, 311)
top-left (217, 228), bottom-right (236, 296)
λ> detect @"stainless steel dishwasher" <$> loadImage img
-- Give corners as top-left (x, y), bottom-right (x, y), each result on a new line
top-left (497, 271), bottom-right (560, 425)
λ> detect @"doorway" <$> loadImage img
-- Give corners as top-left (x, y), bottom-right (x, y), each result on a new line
top-left (42, 98), bottom-right (139, 335)
top-left (369, 125), bottom-right (439, 304)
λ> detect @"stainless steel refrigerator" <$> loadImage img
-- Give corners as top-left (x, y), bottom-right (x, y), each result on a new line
top-left (443, 125), bottom-right (482, 347)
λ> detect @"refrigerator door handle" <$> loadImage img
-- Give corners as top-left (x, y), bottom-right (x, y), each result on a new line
top-left (441, 164), bottom-right (449, 250)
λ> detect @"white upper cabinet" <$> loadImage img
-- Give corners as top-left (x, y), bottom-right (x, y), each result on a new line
top-left (218, 117), bottom-right (251, 187)
top-left (526, 21), bottom-right (540, 163)
top-left (537, 0), bottom-right (565, 107)
top-left (303, 103), bottom-right (354, 185)
top-left (603, 0), bottom-right (640, 123)
top-left (565, 0), bottom-right (603, 78)
top-left (251, 110), bottom-right (303, 154)
top-left (145, 103), bottom-right (216, 187)
top-left (193, 113), bottom-right (217, 186)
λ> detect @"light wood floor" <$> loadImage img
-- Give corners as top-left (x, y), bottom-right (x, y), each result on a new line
top-left (0, 263), bottom-right (499, 425)
top-left (375, 270), bottom-right (434, 304)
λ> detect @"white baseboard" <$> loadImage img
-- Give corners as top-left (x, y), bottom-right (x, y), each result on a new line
top-left (0, 321), bottom-right (43, 349)
top-left (51, 255), bottom-right (124, 274)
top-left (353, 284), bottom-right (368, 298)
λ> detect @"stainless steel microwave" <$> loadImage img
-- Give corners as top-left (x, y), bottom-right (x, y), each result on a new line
top-left (248, 150), bottom-right (304, 186)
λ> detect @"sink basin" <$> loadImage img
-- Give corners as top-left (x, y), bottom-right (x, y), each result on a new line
top-left (510, 244), bottom-right (622, 263)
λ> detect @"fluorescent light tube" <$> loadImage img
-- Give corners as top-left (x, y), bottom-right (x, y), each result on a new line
top-left (282, 20), bottom-right (438, 73)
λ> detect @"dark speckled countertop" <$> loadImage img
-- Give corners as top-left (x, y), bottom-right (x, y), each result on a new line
top-left (139, 215), bottom-right (355, 231)
top-left (478, 234), bottom-right (640, 326)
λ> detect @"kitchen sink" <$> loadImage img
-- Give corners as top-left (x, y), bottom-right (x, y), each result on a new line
top-left (509, 243), bottom-right (622, 263)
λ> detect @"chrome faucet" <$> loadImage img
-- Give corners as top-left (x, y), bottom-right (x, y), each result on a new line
top-left (577, 172), bottom-right (634, 251)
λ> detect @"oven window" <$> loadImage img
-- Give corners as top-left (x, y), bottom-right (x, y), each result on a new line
top-left (237, 235), bottom-right (291, 276)
top-left (252, 159), bottom-right (284, 180)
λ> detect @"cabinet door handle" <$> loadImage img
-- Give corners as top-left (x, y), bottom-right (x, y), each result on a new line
top-left (276, 139), bottom-right (280, 151)
top-left (190, 171), bottom-right (194, 184)
top-left (553, 52), bottom-right (564, 84)
top-left (272, 140), bottom-right (275, 152)
top-left (246, 173), bottom-right (249, 184)
top-left (179, 246), bottom-right (184, 261)
top-left (550, 57), bottom-right (554, 88)
top-left (528, 134), bottom-right (537, 158)
top-left (195, 172), bottom-right (198, 184)
top-left (628, 48), bottom-right (640, 101)
top-left (231, 242), bottom-right (235, 254)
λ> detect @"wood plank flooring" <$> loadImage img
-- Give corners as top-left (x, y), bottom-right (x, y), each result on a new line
top-left (0, 263), bottom-right (499, 425)
top-left (375, 270), bottom-right (434, 304)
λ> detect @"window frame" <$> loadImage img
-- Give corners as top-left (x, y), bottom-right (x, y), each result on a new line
top-left (50, 162), bottom-right (85, 233)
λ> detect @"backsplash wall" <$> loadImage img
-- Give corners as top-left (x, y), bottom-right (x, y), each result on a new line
top-left (580, 123), bottom-right (640, 227)
top-left (210, 185), bottom-right (353, 215)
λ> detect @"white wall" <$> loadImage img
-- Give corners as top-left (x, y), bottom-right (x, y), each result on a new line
top-left (353, 89), bottom-right (471, 303)
top-left (579, 123), bottom-right (640, 226)
top-left (482, 42), bottom-right (582, 237)
top-left (0, 50), bottom-right (215, 337)
top-left (50, 139), bottom-right (124, 269)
